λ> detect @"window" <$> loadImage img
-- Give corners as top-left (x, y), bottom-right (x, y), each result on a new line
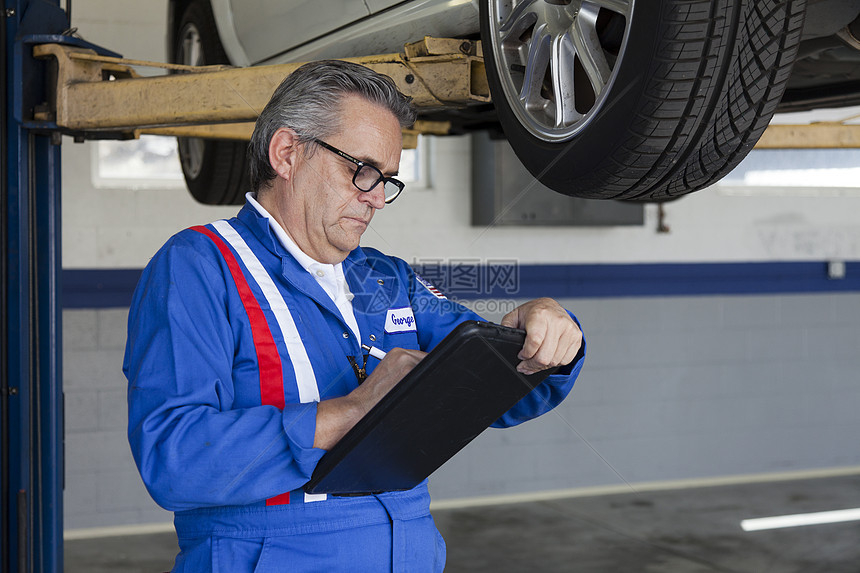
top-left (397, 136), bottom-right (427, 189)
top-left (716, 148), bottom-right (860, 197)
top-left (94, 136), bottom-right (185, 189)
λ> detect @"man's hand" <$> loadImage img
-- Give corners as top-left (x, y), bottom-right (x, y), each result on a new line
top-left (314, 348), bottom-right (426, 449)
top-left (501, 298), bottom-right (582, 375)
top-left (348, 348), bottom-right (427, 415)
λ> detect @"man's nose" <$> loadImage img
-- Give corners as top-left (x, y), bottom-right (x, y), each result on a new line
top-left (359, 184), bottom-right (386, 210)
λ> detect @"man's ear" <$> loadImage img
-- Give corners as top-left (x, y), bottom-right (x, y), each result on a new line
top-left (268, 127), bottom-right (300, 181)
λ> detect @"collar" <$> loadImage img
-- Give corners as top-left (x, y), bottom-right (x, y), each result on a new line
top-left (237, 193), bottom-right (368, 268)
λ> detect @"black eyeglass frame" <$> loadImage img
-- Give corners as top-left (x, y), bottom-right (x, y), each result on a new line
top-left (311, 138), bottom-right (405, 204)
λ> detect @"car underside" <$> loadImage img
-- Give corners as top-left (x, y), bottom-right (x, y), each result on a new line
top-left (166, 0), bottom-right (860, 205)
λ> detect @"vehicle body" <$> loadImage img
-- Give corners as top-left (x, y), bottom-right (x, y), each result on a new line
top-left (167, 0), bottom-right (860, 204)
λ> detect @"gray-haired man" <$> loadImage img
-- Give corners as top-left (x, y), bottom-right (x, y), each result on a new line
top-left (124, 60), bottom-right (585, 572)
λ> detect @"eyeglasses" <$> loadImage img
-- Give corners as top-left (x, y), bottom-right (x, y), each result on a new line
top-left (311, 138), bottom-right (405, 204)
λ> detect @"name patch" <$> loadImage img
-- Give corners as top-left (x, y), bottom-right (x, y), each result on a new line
top-left (385, 307), bottom-right (417, 334)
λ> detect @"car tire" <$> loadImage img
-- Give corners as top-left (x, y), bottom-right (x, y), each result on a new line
top-left (480, 0), bottom-right (807, 201)
top-left (174, 0), bottom-right (250, 205)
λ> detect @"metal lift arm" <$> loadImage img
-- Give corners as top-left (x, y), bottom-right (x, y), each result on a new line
top-left (31, 36), bottom-right (489, 147)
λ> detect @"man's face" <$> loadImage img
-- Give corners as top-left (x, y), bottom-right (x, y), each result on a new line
top-left (280, 94), bottom-right (403, 264)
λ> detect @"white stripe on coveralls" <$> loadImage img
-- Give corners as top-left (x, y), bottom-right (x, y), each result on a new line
top-left (211, 220), bottom-right (327, 503)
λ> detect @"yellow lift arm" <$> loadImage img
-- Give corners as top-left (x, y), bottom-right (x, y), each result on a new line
top-left (33, 37), bottom-right (488, 148)
top-left (755, 122), bottom-right (860, 149)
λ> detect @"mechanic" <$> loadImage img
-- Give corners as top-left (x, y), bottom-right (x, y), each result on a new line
top-left (123, 60), bottom-right (585, 572)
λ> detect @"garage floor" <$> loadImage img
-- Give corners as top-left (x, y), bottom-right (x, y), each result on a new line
top-left (65, 473), bottom-right (860, 572)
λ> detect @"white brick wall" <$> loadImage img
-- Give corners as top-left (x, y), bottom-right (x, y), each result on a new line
top-left (63, 309), bottom-right (172, 529)
top-left (429, 293), bottom-right (860, 500)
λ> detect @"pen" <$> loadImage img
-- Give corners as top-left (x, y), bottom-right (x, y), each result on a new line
top-left (361, 344), bottom-right (387, 360)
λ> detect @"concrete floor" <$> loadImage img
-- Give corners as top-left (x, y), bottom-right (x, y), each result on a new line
top-left (65, 474), bottom-right (860, 572)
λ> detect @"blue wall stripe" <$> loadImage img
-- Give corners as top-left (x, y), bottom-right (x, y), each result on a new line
top-left (62, 261), bottom-right (860, 309)
top-left (481, 261), bottom-right (860, 300)
top-left (63, 269), bottom-right (143, 309)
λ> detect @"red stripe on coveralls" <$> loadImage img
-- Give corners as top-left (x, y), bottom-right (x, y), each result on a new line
top-left (190, 225), bottom-right (290, 505)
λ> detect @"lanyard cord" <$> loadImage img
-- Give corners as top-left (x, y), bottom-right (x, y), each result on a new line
top-left (346, 354), bottom-right (369, 384)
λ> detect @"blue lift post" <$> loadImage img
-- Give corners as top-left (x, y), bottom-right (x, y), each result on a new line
top-left (3, 0), bottom-right (67, 570)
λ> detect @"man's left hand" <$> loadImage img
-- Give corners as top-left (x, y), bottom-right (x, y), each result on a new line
top-left (500, 297), bottom-right (582, 375)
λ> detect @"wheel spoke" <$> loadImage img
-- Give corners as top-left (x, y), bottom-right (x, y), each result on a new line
top-left (498, 0), bottom-right (539, 48)
top-left (572, 8), bottom-right (611, 97)
top-left (189, 39), bottom-right (202, 66)
top-left (499, 0), bottom-right (538, 33)
top-left (181, 26), bottom-right (202, 66)
top-left (585, 0), bottom-right (632, 17)
top-left (550, 33), bottom-right (581, 127)
top-left (518, 24), bottom-right (551, 110)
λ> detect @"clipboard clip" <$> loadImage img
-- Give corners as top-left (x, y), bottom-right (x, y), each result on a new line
top-left (347, 354), bottom-right (369, 384)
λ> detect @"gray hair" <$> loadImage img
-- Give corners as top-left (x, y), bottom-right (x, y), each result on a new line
top-left (248, 60), bottom-right (417, 192)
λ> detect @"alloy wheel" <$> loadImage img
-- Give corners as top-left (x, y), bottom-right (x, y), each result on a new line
top-left (486, 0), bottom-right (634, 142)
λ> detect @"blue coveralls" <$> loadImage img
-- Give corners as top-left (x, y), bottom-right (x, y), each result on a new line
top-left (123, 202), bottom-right (585, 572)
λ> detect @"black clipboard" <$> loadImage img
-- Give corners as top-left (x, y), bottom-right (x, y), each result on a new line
top-left (304, 320), bottom-right (556, 495)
